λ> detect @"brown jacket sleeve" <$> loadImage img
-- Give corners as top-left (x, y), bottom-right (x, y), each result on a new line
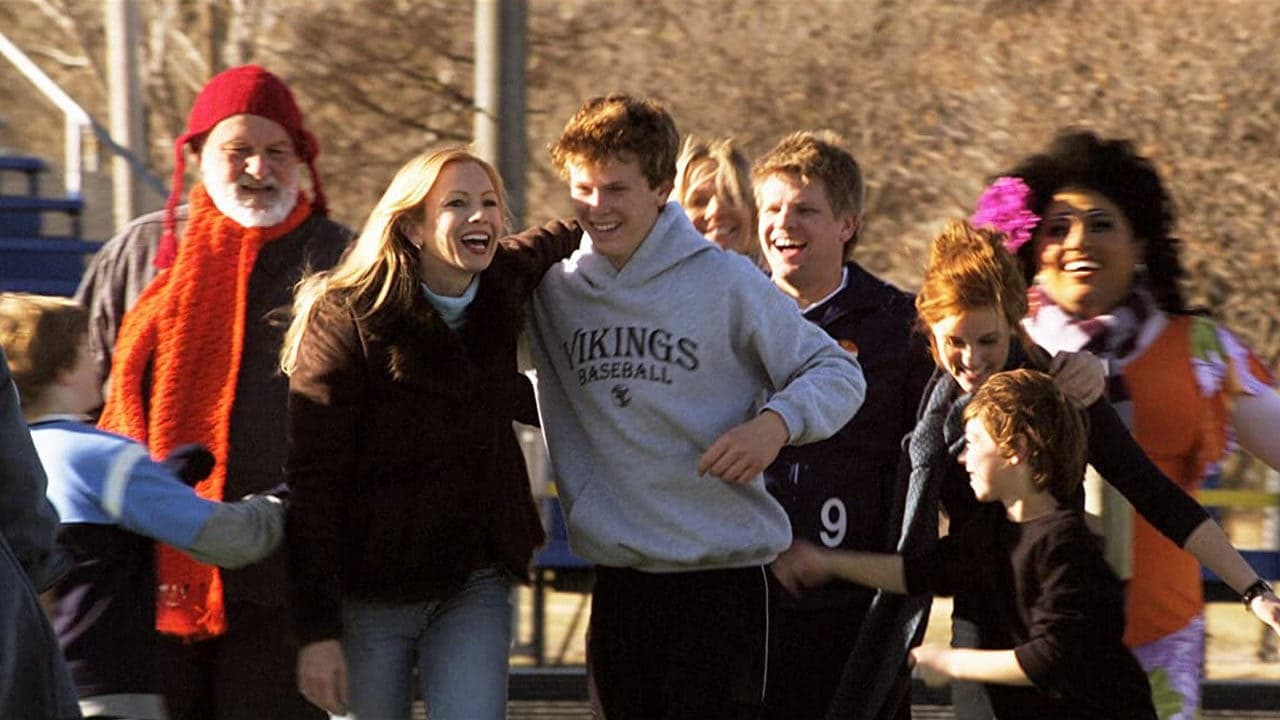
top-left (498, 218), bottom-right (583, 293)
top-left (285, 297), bottom-right (366, 644)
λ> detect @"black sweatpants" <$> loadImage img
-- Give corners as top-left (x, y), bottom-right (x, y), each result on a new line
top-left (588, 564), bottom-right (774, 720)
top-left (764, 601), bottom-right (912, 720)
top-left (765, 602), bottom-right (860, 719)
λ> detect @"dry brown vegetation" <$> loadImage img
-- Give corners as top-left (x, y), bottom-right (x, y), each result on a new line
top-left (3, 0), bottom-right (1278, 365)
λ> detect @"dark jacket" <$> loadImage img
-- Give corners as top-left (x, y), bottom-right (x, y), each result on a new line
top-left (75, 207), bottom-right (353, 607)
top-left (0, 356), bottom-right (69, 592)
top-left (286, 223), bottom-right (579, 645)
top-left (0, 355), bottom-right (79, 719)
top-left (766, 262), bottom-right (933, 612)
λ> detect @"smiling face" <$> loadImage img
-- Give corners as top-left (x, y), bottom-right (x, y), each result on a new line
top-left (757, 172), bottom-right (857, 303)
top-left (568, 156), bottom-right (670, 270)
top-left (413, 160), bottom-right (502, 296)
top-left (929, 305), bottom-right (1013, 394)
top-left (199, 113), bottom-right (300, 227)
top-left (1034, 188), bottom-right (1142, 319)
top-left (960, 416), bottom-right (1019, 503)
top-left (681, 163), bottom-right (753, 255)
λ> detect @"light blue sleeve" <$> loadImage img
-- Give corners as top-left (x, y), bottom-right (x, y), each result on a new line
top-left (79, 442), bottom-right (215, 549)
top-left (40, 425), bottom-right (279, 566)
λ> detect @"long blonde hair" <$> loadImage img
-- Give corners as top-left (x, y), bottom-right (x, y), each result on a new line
top-left (281, 147), bottom-right (508, 375)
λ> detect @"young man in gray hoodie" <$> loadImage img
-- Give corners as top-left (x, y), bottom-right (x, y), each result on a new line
top-left (524, 94), bottom-right (867, 719)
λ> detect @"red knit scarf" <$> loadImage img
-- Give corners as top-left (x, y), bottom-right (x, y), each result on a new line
top-left (98, 183), bottom-right (309, 639)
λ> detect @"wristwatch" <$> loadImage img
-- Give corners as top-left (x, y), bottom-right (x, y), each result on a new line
top-left (1241, 578), bottom-right (1274, 609)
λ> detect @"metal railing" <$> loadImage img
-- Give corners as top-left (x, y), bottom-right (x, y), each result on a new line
top-left (0, 31), bottom-right (166, 200)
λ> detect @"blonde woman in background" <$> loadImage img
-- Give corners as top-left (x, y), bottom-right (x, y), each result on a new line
top-left (673, 136), bottom-right (762, 265)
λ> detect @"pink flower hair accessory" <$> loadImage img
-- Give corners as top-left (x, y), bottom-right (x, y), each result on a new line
top-left (971, 176), bottom-right (1039, 253)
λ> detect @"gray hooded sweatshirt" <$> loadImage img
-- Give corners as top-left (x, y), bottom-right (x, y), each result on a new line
top-left (528, 203), bottom-right (866, 571)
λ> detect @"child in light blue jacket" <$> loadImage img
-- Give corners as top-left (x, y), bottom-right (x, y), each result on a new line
top-left (1, 293), bottom-right (284, 720)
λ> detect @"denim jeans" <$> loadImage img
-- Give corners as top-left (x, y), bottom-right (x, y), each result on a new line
top-left (336, 567), bottom-right (512, 720)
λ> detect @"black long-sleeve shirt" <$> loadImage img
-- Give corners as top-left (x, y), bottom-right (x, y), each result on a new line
top-left (905, 507), bottom-right (1157, 720)
top-left (932, 362), bottom-right (1211, 624)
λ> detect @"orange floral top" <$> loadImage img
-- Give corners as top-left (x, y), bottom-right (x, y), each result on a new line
top-left (1121, 314), bottom-right (1274, 647)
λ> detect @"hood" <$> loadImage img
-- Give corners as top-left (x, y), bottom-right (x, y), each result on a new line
top-left (572, 202), bottom-right (717, 288)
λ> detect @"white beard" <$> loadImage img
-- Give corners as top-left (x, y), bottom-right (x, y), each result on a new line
top-left (204, 173), bottom-right (300, 228)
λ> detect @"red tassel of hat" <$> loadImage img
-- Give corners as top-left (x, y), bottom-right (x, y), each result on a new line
top-left (156, 142), bottom-right (187, 269)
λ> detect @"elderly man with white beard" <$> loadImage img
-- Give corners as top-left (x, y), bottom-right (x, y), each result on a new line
top-left (77, 64), bottom-right (351, 720)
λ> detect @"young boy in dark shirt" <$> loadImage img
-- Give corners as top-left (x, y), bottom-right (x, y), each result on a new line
top-left (773, 368), bottom-right (1157, 720)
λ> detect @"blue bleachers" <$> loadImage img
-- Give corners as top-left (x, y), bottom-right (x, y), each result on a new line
top-left (0, 153), bottom-right (99, 296)
top-left (528, 495), bottom-right (593, 665)
top-left (536, 496), bottom-right (591, 573)
top-left (0, 155), bottom-right (44, 196)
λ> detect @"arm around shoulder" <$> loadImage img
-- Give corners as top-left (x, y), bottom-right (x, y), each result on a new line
top-left (499, 218), bottom-right (583, 284)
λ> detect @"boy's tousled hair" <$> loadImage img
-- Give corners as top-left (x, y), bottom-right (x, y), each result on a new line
top-left (550, 94), bottom-right (679, 189)
top-left (965, 369), bottom-right (1088, 500)
top-left (752, 130), bottom-right (865, 257)
top-left (0, 293), bottom-right (88, 410)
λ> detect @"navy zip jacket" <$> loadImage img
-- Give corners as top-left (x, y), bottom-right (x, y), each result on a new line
top-left (766, 262), bottom-right (934, 613)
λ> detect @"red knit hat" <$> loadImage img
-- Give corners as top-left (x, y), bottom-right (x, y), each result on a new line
top-left (157, 64), bottom-right (327, 268)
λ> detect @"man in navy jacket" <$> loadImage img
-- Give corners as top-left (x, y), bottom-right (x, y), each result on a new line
top-left (754, 131), bottom-right (934, 720)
